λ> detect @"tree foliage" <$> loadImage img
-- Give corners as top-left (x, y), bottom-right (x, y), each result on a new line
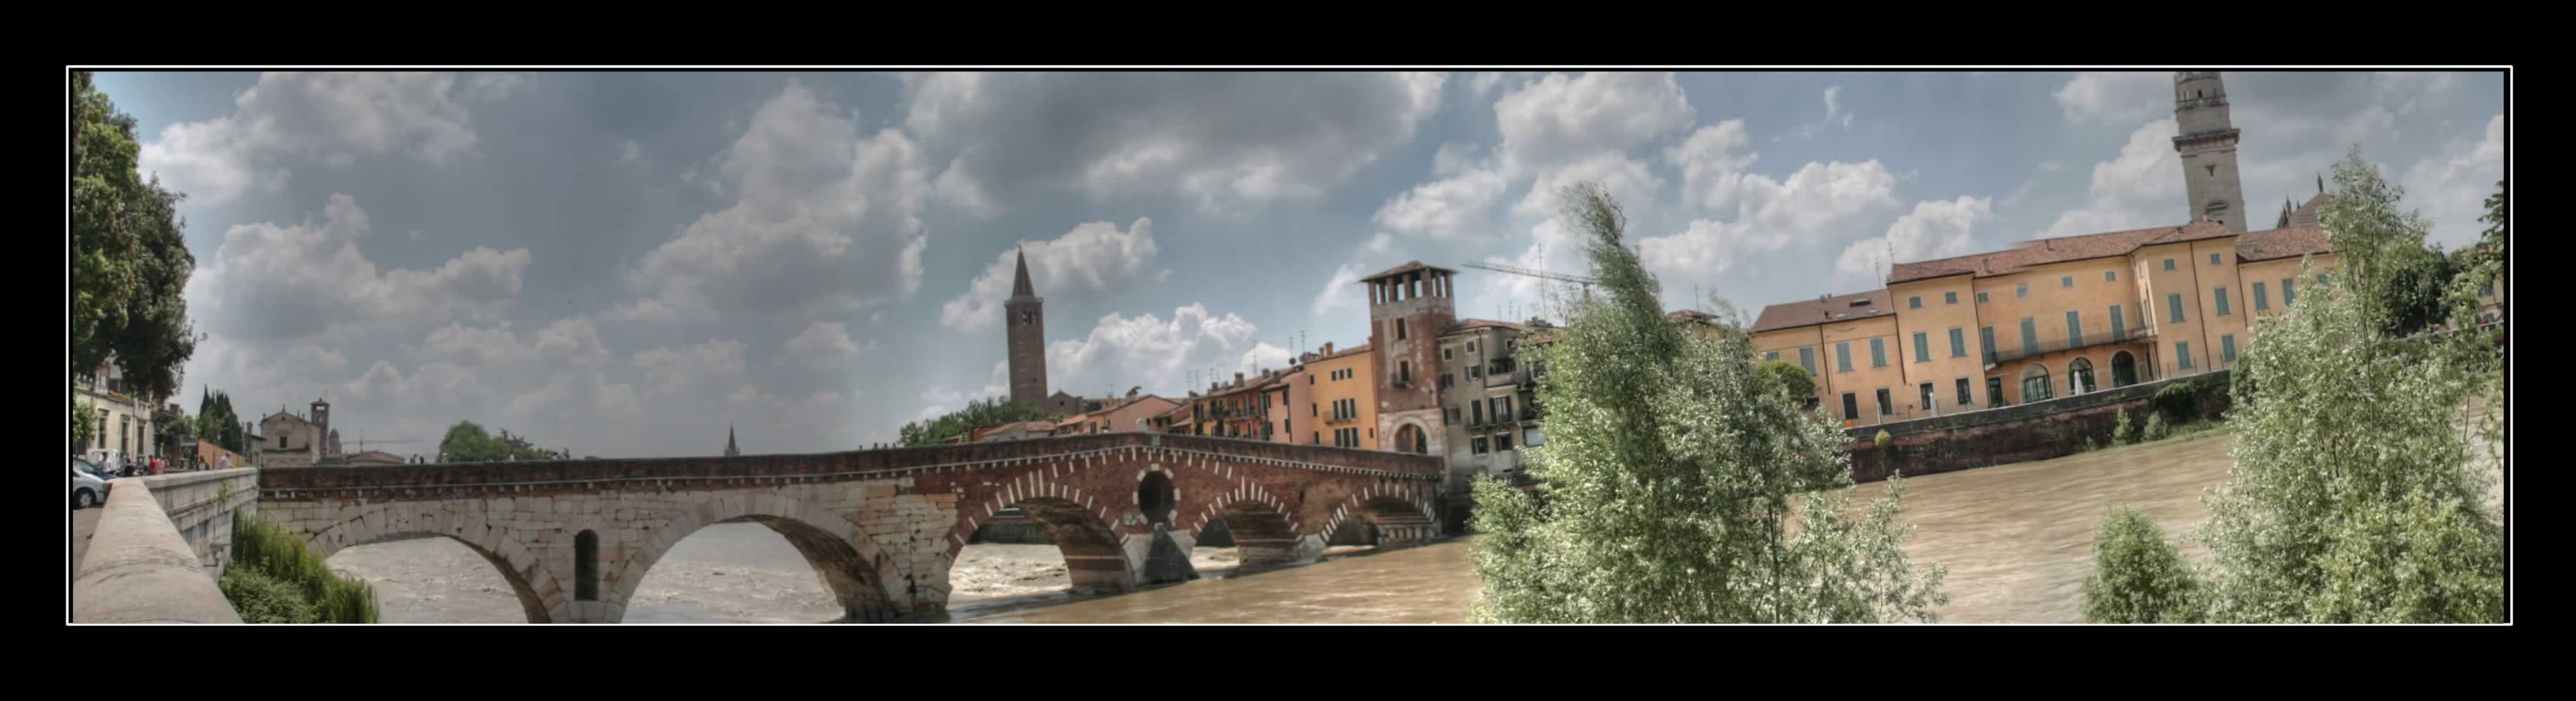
top-left (73, 399), bottom-right (99, 452)
top-left (71, 71), bottom-right (197, 400)
top-left (1468, 182), bottom-right (1945, 623)
top-left (2079, 506), bottom-right (2203, 623)
top-left (1755, 360), bottom-right (1815, 404)
top-left (2185, 149), bottom-right (2504, 623)
top-left (897, 398), bottom-right (1061, 446)
top-left (437, 421), bottom-right (564, 462)
top-left (196, 389), bottom-right (244, 454)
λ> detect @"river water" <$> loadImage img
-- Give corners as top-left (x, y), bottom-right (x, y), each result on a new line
top-left (326, 426), bottom-right (2505, 624)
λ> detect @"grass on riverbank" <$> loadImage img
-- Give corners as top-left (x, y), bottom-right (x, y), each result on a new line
top-left (222, 510), bottom-right (379, 624)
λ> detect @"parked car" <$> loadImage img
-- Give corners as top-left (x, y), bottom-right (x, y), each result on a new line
top-left (72, 458), bottom-right (112, 509)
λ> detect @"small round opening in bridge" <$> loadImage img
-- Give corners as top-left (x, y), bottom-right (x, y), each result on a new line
top-left (1137, 471), bottom-right (1175, 525)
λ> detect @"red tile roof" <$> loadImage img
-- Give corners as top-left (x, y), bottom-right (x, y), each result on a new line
top-left (1887, 220), bottom-right (2245, 285)
top-left (1441, 318), bottom-right (1524, 336)
top-left (1360, 260), bottom-right (1457, 282)
top-left (2237, 226), bottom-right (2332, 262)
top-left (1751, 289), bottom-right (1896, 333)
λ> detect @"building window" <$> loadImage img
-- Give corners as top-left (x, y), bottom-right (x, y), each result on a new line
top-left (2253, 281), bottom-right (2269, 310)
top-left (1875, 388), bottom-right (1893, 418)
top-left (2019, 318), bottom-right (2039, 357)
top-left (1836, 343), bottom-right (1853, 373)
top-left (1946, 291), bottom-right (1958, 305)
top-left (1913, 333), bottom-right (1930, 363)
top-left (1443, 348), bottom-right (1453, 361)
top-left (1468, 365), bottom-right (1482, 380)
top-left (1842, 393), bottom-right (1860, 421)
top-left (1397, 319), bottom-right (1407, 340)
top-left (1798, 348), bottom-right (1818, 374)
top-left (2016, 283), bottom-right (2029, 299)
top-left (2110, 305), bottom-right (2126, 340)
top-left (1440, 373), bottom-right (1455, 389)
top-left (1400, 361), bottom-right (1411, 383)
top-left (2167, 293), bottom-right (2186, 324)
top-left (1976, 292), bottom-right (1990, 305)
top-left (1472, 401), bottom-right (1485, 425)
top-left (2062, 275), bottom-right (2074, 288)
top-left (1979, 327), bottom-right (1996, 364)
top-left (1987, 377), bottom-right (2004, 406)
top-left (2282, 278), bottom-right (2296, 306)
top-left (2067, 310), bottom-right (2083, 347)
top-left (2480, 284), bottom-right (2494, 298)
top-left (2210, 253), bottom-right (2223, 267)
top-left (1472, 436), bottom-right (1488, 454)
top-left (1447, 406), bottom-right (1459, 423)
top-left (2164, 258), bottom-right (2176, 271)
top-left (2105, 270), bottom-right (2118, 283)
top-left (1870, 338), bottom-right (1887, 368)
top-left (1919, 383), bottom-right (1935, 411)
top-left (1496, 433), bottom-right (1513, 451)
top-left (2021, 364), bottom-right (2054, 403)
top-left (2177, 342), bottom-right (2195, 370)
top-left (2222, 335), bottom-right (2238, 364)
top-left (1948, 328), bottom-right (1966, 358)
top-left (1764, 350), bottom-right (1780, 362)
top-left (2215, 287), bottom-right (2231, 316)
top-left (1956, 378), bottom-right (1973, 407)
top-left (1908, 295), bottom-right (1922, 309)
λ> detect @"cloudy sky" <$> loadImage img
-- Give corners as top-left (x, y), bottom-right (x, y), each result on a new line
top-left (93, 70), bottom-right (2505, 457)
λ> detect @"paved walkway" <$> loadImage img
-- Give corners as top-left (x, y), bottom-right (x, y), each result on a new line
top-left (72, 506), bottom-right (100, 575)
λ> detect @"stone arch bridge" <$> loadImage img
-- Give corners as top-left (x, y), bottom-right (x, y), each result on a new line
top-left (254, 433), bottom-right (1445, 623)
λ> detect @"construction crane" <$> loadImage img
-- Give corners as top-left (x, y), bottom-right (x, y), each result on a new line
top-left (1460, 260), bottom-right (1601, 291)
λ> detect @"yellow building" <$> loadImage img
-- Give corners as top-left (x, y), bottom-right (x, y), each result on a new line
top-left (1753, 220), bottom-right (2336, 426)
top-left (1302, 342), bottom-right (1377, 448)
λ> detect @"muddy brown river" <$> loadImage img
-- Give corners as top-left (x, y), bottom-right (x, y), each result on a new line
top-left (326, 427), bottom-right (2505, 624)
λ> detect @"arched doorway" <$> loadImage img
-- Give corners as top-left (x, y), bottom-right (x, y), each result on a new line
top-left (2020, 363), bottom-right (2054, 403)
top-left (1395, 423), bottom-right (1427, 454)
top-left (2110, 351), bottom-right (2140, 388)
top-left (2067, 358), bottom-right (2097, 396)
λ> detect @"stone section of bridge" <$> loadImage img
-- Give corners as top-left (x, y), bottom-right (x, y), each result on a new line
top-left (254, 433), bottom-right (1443, 624)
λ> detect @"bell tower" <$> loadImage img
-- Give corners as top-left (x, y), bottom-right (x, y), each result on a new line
top-left (1005, 247), bottom-right (1049, 406)
top-left (2172, 71), bottom-right (2248, 234)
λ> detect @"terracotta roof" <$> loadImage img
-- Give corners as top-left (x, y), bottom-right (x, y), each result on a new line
top-left (1441, 318), bottom-right (1524, 336)
top-left (1360, 260), bottom-right (1457, 282)
top-left (1887, 221), bottom-right (2240, 285)
top-left (1304, 342), bottom-right (1373, 363)
top-left (1666, 309), bottom-right (1723, 325)
top-left (1153, 403), bottom-right (1195, 422)
top-left (1751, 289), bottom-right (1895, 333)
top-left (2238, 226), bottom-right (2332, 262)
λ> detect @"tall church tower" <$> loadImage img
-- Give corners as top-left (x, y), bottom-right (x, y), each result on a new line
top-left (2172, 71), bottom-right (2248, 234)
top-left (1005, 247), bottom-right (1048, 406)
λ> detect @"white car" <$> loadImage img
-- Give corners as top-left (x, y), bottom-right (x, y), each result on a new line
top-left (72, 458), bottom-right (112, 509)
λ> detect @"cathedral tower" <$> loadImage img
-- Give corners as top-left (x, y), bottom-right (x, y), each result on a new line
top-left (1005, 247), bottom-right (1049, 406)
top-left (2173, 71), bottom-right (2248, 234)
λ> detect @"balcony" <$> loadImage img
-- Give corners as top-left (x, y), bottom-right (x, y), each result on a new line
top-left (1324, 413), bottom-right (1363, 426)
top-left (1984, 328), bottom-right (2152, 368)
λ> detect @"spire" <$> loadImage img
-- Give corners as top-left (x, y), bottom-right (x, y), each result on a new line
top-left (2318, 174), bottom-right (2325, 195)
top-left (724, 425), bottom-right (740, 457)
top-left (1011, 245), bottom-right (1035, 298)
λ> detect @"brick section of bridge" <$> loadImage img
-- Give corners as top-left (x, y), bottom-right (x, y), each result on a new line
top-left (253, 433), bottom-right (1443, 624)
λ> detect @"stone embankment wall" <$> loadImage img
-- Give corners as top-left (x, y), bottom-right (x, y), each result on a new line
top-left (1844, 371), bottom-right (2235, 483)
top-left (73, 480), bottom-right (243, 624)
top-left (134, 469), bottom-right (262, 576)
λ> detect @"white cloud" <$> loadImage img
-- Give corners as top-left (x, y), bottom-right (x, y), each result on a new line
top-left (1043, 303), bottom-right (1267, 398)
top-left (1795, 87), bottom-right (1856, 138)
top-left (1310, 263), bottom-right (1366, 318)
top-left (618, 139), bottom-right (643, 165)
top-left (1833, 196), bottom-right (1993, 285)
top-left (464, 72), bottom-right (530, 102)
top-left (1433, 142), bottom-right (1483, 177)
top-left (1374, 167), bottom-right (1506, 239)
top-left (781, 321), bottom-right (876, 373)
top-left (904, 72), bottom-right (1446, 215)
top-left (140, 72), bottom-right (482, 205)
top-left (1496, 72), bottom-right (1695, 177)
top-left (2052, 72), bottom-right (2170, 126)
top-left (2374, 72), bottom-right (2464, 116)
top-left (185, 193), bottom-right (530, 343)
top-left (2403, 114), bottom-right (2504, 247)
top-left (1513, 154), bottom-right (1662, 218)
top-left (2043, 119), bottom-right (2182, 237)
top-left (1667, 120), bottom-right (1760, 211)
top-left (622, 82), bottom-right (932, 323)
top-left (1365, 232), bottom-right (1395, 254)
top-left (1636, 159), bottom-right (1900, 300)
top-left (940, 217), bottom-right (1166, 331)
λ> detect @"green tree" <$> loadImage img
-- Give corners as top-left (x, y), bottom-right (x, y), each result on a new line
top-left (197, 390), bottom-right (243, 454)
top-left (70, 71), bottom-right (197, 398)
top-left (897, 398), bottom-right (1060, 446)
top-left (439, 421), bottom-right (504, 462)
top-left (1754, 360), bottom-right (1815, 406)
top-left (2191, 150), bottom-right (2504, 623)
top-left (2080, 506), bottom-right (2203, 623)
top-left (73, 399), bottom-right (99, 453)
top-left (1468, 182), bottom-right (1945, 623)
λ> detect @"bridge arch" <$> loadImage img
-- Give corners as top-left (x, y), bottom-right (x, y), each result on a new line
top-left (949, 473), bottom-right (1138, 598)
top-left (613, 496), bottom-right (900, 624)
top-left (1318, 483), bottom-right (1441, 547)
top-left (303, 505), bottom-right (556, 624)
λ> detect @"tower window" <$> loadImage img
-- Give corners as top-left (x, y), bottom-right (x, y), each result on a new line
top-left (1397, 320), bottom-right (1407, 340)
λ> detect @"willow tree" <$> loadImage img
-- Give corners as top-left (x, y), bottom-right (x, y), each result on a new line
top-left (1469, 182), bottom-right (1946, 623)
top-left (2196, 149), bottom-right (2504, 623)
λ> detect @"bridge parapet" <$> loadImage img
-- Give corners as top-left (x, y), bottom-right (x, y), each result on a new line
top-left (74, 479), bottom-right (243, 624)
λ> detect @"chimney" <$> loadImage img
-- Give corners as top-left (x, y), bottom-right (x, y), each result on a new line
top-left (1324, 342), bottom-right (1335, 355)
top-left (1234, 371), bottom-right (1246, 386)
